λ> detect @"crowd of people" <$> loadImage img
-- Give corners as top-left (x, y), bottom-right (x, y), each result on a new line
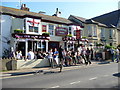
top-left (14, 45), bottom-right (120, 68)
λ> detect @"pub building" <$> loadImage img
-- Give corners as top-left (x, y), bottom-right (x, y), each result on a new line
top-left (1, 5), bottom-right (83, 58)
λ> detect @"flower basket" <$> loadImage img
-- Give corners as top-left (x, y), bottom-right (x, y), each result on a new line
top-left (42, 32), bottom-right (50, 37)
top-left (14, 29), bottom-right (24, 33)
top-left (67, 34), bottom-right (72, 37)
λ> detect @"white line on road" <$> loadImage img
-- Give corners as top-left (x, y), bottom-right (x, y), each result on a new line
top-left (89, 77), bottom-right (97, 80)
top-left (70, 81), bottom-right (81, 85)
top-left (50, 85), bottom-right (60, 88)
top-left (103, 75), bottom-right (109, 77)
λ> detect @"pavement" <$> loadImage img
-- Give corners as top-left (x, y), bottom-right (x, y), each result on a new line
top-left (1, 60), bottom-right (113, 77)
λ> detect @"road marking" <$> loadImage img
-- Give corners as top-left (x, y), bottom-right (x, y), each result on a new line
top-left (70, 81), bottom-right (81, 85)
top-left (113, 72), bottom-right (118, 74)
top-left (89, 77), bottom-right (97, 80)
top-left (50, 86), bottom-right (60, 88)
top-left (103, 75), bottom-right (109, 77)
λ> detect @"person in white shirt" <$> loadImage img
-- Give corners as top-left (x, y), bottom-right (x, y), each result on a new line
top-left (115, 48), bottom-right (119, 63)
top-left (16, 50), bottom-right (22, 60)
top-left (48, 49), bottom-right (54, 68)
top-left (27, 49), bottom-right (35, 60)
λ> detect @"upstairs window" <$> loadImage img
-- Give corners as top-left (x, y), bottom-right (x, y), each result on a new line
top-left (93, 25), bottom-right (97, 37)
top-left (68, 27), bottom-right (72, 34)
top-left (48, 24), bottom-right (54, 36)
top-left (101, 28), bottom-right (105, 38)
top-left (88, 26), bottom-right (92, 37)
top-left (29, 26), bottom-right (38, 33)
top-left (109, 29), bottom-right (113, 38)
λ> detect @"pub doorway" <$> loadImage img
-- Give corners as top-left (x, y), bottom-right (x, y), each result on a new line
top-left (28, 41), bottom-right (37, 52)
top-left (48, 41), bottom-right (59, 51)
top-left (17, 42), bottom-right (25, 56)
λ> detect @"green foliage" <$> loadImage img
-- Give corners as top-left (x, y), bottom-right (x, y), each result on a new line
top-left (42, 32), bottom-right (50, 36)
top-left (96, 43), bottom-right (103, 46)
top-left (67, 34), bottom-right (72, 37)
top-left (14, 29), bottom-right (24, 33)
top-left (105, 45), bottom-right (115, 49)
top-left (82, 36), bottom-right (87, 39)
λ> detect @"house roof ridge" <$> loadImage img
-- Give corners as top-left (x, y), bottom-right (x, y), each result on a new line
top-left (0, 6), bottom-right (72, 24)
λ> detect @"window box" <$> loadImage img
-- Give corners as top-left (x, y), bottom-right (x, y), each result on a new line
top-left (42, 32), bottom-right (50, 37)
top-left (14, 29), bottom-right (24, 33)
top-left (67, 34), bottom-right (72, 37)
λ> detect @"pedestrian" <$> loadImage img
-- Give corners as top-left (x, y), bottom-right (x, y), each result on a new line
top-left (16, 50), bottom-right (22, 60)
top-left (110, 48), bottom-right (115, 62)
top-left (90, 48), bottom-right (94, 60)
top-left (10, 47), bottom-right (16, 58)
top-left (36, 51), bottom-right (44, 59)
top-left (27, 49), bottom-right (35, 60)
top-left (53, 48), bottom-right (59, 65)
top-left (71, 49), bottom-right (77, 65)
top-left (81, 47), bottom-right (88, 65)
top-left (86, 48), bottom-right (91, 65)
top-left (76, 50), bottom-right (82, 64)
top-left (62, 49), bottom-right (67, 66)
top-left (48, 49), bottom-right (54, 68)
top-left (58, 45), bottom-right (63, 72)
top-left (115, 48), bottom-right (119, 63)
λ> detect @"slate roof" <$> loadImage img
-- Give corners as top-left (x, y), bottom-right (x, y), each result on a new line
top-left (0, 6), bottom-right (73, 25)
top-left (91, 9), bottom-right (120, 28)
top-left (68, 15), bottom-right (86, 23)
top-left (69, 15), bottom-right (107, 27)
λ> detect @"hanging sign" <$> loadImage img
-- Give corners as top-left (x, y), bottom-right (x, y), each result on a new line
top-left (55, 27), bottom-right (68, 36)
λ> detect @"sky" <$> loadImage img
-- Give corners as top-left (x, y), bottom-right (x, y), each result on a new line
top-left (1, 0), bottom-right (120, 19)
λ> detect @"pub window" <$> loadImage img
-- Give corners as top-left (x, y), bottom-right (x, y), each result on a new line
top-left (93, 25), bottom-right (97, 37)
top-left (48, 24), bottom-right (54, 35)
top-left (109, 29), bottom-right (113, 38)
top-left (42, 25), bottom-right (47, 32)
top-left (74, 30), bottom-right (76, 36)
top-left (88, 26), bottom-right (92, 37)
top-left (29, 26), bottom-right (38, 33)
top-left (68, 27), bottom-right (72, 34)
top-left (101, 28), bottom-right (105, 38)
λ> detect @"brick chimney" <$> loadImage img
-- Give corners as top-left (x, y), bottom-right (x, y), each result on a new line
top-left (21, 4), bottom-right (29, 11)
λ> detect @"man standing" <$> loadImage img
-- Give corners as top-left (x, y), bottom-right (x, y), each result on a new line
top-left (86, 48), bottom-right (91, 65)
top-left (110, 48), bottom-right (115, 62)
top-left (58, 45), bottom-right (63, 72)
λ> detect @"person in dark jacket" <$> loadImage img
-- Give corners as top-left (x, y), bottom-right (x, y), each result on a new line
top-left (86, 48), bottom-right (91, 65)
top-left (58, 45), bottom-right (63, 72)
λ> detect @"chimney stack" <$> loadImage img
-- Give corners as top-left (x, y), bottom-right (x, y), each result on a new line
top-left (52, 8), bottom-right (61, 17)
top-left (56, 8), bottom-right (61, 17)
top-left (21, 4), bottom-right (30, 11)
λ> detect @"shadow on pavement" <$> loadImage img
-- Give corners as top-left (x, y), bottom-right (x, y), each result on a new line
top-left (43, 71), bottom-right (61, 74)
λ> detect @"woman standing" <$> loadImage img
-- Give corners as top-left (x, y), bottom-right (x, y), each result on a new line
top-left (48, 49), bottom-right (54, 68)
